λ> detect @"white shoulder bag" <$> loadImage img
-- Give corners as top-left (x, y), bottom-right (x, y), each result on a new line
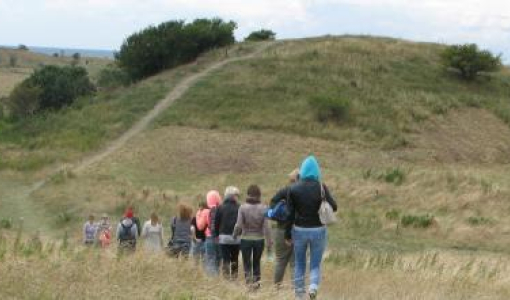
top-left (319, 183), bottom-right (337, 226)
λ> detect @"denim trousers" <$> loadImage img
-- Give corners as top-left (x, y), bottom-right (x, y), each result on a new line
top-left (240, 239), bottom-right (265, 284)
top-left (191, 240), bottom-right (206, 265)
top-left (205, 237), bottom-right (221, 276)
top-left (293, 226), bottom-right (327, 297)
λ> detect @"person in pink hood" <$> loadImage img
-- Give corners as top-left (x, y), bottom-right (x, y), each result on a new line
top-left (197, 190), bottom-right (222, 276)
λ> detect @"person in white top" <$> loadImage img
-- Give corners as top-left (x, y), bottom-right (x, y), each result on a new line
top-left (141, 212), bottom-right (164, 253)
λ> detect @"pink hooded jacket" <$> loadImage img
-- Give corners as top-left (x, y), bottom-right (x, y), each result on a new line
top-left (196, 190), bottom-right (221, 237)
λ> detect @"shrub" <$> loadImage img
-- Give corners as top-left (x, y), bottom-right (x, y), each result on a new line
top-left (382, 167), bottom-right (405, 185)
top-left (309, 95), bottom-right (351, 123)
top-left (55, 211), bottom-right (74, 227)
top-left (385, 209), bottom-right (401, 221)
top-left (17, 65), bottom-right (95, 112)
top-left (0, 219), bottom-right (12, 229)
top-left (401, 214), bottom-right (434, 228)
top-left (441, 44), bottom-right (502, 80)
top-left (18, 44), bottom-right (29, 51)
top-left (97, 64), bottom-right (131, 89)
top-left (467, 216), bottom-right (492, 226)
top-left (5, 83), bottom-right (42, 118)
top-left (245, 29), bottom-right (276, 42)
top-left (9, 54), bottom-right (17, 67)
top-left (116, 18), bottom-right (237, 80)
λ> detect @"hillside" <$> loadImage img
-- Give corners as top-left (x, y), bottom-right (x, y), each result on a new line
top-left (2, 36), bottom-right (510, 299)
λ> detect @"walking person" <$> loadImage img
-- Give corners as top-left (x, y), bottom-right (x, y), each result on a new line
top-left (270, 169), bottom-right (299, 288)
top-left (234, 185), bottom-right (273, 290)
top-left (116, 210), bottom-right (139, 255)
top-left (196, 190), bottom-right (222, 275)
top-left (169, 203), bottom-right (193, 258)
top-left (191, 201), bottom-right (207, 264)
top-left (97, 213), bottom-right (112, 248)
top-left (124, 206), bottom-right (142, 236)
top-left (142, 212), bottom-right (164, 253)
top-left (286, 155), bottom-right (337, 300)
top-left (83, 214), bottom-right (98, 246)
top-left (214, 186), bottom-right (241, 280)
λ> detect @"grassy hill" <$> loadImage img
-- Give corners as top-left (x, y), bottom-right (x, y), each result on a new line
top-left (2, 36), bottom-right (510, 299)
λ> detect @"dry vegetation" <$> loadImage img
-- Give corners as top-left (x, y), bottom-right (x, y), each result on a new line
top-left (1, 37), bottom-right (510, 299)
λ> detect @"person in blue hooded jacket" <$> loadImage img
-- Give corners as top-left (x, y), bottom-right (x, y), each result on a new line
top-left (285, 155), bottom-right (337, 300)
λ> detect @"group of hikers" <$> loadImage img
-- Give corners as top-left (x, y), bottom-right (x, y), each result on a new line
top-left (82, 155), bottom-right (337, 300)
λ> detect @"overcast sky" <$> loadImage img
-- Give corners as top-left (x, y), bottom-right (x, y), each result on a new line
top-left (1, 0), bottom-right (509, 60)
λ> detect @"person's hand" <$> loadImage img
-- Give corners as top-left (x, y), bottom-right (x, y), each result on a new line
top-left (285, 239), bottom-right (293, 247)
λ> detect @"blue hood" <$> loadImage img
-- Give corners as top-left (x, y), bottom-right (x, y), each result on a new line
top-left (300, 155), bottom-right (321, 182)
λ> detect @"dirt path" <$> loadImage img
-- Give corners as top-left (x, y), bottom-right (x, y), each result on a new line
top-left (0, 42), bottom-right (275, 236)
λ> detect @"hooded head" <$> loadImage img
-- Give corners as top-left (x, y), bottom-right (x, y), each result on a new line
top-left (124, 208), bottom-right (134, 219)
top-left (224, 186), bottom-right (240, 201)
top-left (206, 190), bottom-right (221, 209)
top-left (299, 155), bottom-right (322, 182)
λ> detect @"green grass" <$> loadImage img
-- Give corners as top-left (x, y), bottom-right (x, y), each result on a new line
top-left (156, 36), bottom-right (510, 148)
top-left (0, 44), bottom-right (261, 171)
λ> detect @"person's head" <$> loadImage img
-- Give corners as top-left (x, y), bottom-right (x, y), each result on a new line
top-left (101, 213), bottom-right (109, 222)
top-left (124, 207), bottom-right (134, 219)
top-left (88, 214), bottom-right (95, 223)
top-left (224, 186), bottom-right (240, 201)
top-left (246, 185), bottom-right (261, 204)
top-left (198, 200), bottom-right (207, 210)
top-left (288, 168), bottom-right (300, 184)
top-left (178, 203), bottom-right (193, 220)
top-left (206, 190), bottom-right (221, 208)
top-left (150, 212), bottom-right (159, 224)
top-left (299, 155), bottom-right (322, 182)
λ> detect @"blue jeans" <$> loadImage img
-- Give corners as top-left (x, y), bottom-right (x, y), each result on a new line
top-left (205, 237), bottom-right (221, 276)
top-left (293, 226), bottom-right (327, 297)
top-left (192, 240), bottom-right (206, 265)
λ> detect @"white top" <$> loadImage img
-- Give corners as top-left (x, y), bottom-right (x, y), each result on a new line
top-left (141, 220), bottom-right (164, 252)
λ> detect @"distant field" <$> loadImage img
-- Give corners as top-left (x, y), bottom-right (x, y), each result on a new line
top-left (0, 47), bottom-right (110, 97)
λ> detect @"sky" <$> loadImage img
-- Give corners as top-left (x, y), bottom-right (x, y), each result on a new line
top-left (1, 0), bottom-right (509, 60)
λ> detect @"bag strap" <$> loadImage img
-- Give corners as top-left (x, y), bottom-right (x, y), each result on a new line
top-left (320, 181), bottom-right (326, 202)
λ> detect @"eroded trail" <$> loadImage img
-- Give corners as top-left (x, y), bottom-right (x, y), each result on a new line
top-left (0, 42), bottom-right (275, 236)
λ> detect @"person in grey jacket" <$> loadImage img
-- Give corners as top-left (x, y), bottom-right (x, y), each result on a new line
top-left (116, 210), bottom-right (139, 255)
top-left (269, 169), bottom-right (299, 287)
top-left (234, 185), bottom-right (273, 288)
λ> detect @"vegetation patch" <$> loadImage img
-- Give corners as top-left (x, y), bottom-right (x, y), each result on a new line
top-left (467, 216), bottom-right (493, 226)
top-left (401, 214), bottom-right (435, 228)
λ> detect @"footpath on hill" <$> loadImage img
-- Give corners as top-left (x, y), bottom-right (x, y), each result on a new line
top-left (0, 41), bottom-right (276, 237)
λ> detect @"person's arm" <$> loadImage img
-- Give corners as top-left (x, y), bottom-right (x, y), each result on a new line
top-left (323, 184), bottom-right (337, 212)
top-left (82, 223), bottom-right (87, 243)
top-left (141, 222), bottom-right (148, 238)
top-left (285, 190), bottom-right (296, 241)
top-left (116, 223), bottom-right (121, 240)
top-left (270, 187), bottom-right (289, 208)
top-left (133, 224), bottom-right (139, 239)
top-left (233, 206), bottom-right (244, 239)
top-left (263, 213), bottom-right (273, 248)
top-left (214, 206), bottom-right (222, 238)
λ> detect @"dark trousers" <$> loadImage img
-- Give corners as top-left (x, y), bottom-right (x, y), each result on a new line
top-left (220, 244), bottom-right (240, 280)
top-left (240, 239), bottom-right (265, 284)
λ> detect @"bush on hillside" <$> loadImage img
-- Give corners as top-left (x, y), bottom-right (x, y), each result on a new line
top-left (441, 44), bottom-right (502, 80)
top-left (6, 83), bottom-right (42, 118)
top-left (9, 55), bottom-right (17, 68)
top-left (116, 18), bottom-right (237, 80)
top-left (97, 64), bottom-right (131, 89)
top-left (401, 214), bottom-right (435, 228)
top-left (244, 29), bottom-right (276, 42)
top-left (309, 95), bottom-right (351, 123)
top-left (6, 65), bottom-right (95, 117)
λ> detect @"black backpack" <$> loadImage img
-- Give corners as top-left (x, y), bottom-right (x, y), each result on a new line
top-left (119, 221), bottom-right (135, 241)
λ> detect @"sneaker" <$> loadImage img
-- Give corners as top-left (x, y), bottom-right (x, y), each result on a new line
top-left (309, 290), bottom-right (318, 300)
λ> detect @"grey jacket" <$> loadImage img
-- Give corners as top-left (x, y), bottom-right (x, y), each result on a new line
top-left (234, 198), bottom-right (272, 245)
